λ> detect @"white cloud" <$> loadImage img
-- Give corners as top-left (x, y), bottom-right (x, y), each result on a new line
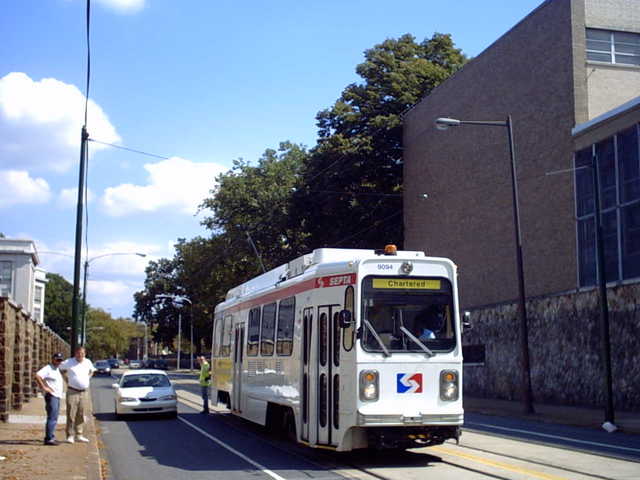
top-left (0, 170), bottom-right (51, 206)
top-left (58, 187), bottom-right (95, 208)
top-left (101, 157), bottom-right (227, 216)
top-left (0, 72), bottom-right (120, 173)
top-left (94, 0), bottom-right (145, 13)
top-left (86, 279), bottom-right (136, 309)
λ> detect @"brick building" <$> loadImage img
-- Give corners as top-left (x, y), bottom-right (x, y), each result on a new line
top-left (403, 0), bottom-right (640, 409)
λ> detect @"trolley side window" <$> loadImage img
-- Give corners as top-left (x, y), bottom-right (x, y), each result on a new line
top-left (276, 296), bottom-right (295, 356)
top-left (213, 316), bottom-right (223, 357)
top-left (220, 314), bottom-right (233, 357)
top-left (247, 307), bottom-right (261, 357)
top-left (260, 302), bottom-right (277, 356)
top-left (343, 286), bottom-right (355, 351)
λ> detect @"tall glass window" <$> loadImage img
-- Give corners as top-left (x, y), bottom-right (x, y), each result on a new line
top-left (0, 261), bottom-right (12, 297)
top-left (575, 124), bottom-right (640, 286)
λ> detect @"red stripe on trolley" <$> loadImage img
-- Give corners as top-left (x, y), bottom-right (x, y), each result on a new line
top-left (224, 273), bottom-right (356, 314)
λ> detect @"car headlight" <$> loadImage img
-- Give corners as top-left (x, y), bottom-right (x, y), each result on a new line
top-left (159, 395), bottom-right (176, 401)
top-left (440, 370), bottom-right (459, 401)
top-left (120, 397), bottom-right (136, 402)
top-left (359, 370), bottom-right (379, 402)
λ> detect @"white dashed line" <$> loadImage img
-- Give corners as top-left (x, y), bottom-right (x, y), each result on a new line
top-left (178, 416), bottom-right (288, 480)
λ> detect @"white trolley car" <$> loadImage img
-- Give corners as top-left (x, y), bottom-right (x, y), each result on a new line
top-left (211, 245), bottom-right (464, 451)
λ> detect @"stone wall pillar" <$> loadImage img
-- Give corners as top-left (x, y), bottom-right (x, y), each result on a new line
top-left (0, 299), bottom-right (17, 421)
top-left (12, 312), bottom-right (26, 410)
top-left (23, 318), bottom-right (34, 401)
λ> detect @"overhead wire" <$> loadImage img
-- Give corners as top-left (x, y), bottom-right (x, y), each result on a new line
top-left (83, 0), bottom-right (91, 304)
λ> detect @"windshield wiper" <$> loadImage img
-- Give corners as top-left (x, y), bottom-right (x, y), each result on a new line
top-left (399, 326), bottom-right (435, 357)
top-left (362, 319), bottom-right (390, 357)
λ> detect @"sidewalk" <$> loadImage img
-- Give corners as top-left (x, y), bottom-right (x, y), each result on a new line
top-left (464, 396), bottom-right (640, 435)
top-left (0, 393), bottom-right (102, 480)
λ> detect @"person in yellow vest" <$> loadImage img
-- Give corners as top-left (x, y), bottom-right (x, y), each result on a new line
top-left (197, 356), bottom-right (211, 414)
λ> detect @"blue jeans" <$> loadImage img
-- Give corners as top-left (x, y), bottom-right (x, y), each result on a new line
top-left (201, 386), bottom-right (209, 412)
top-left (44, 394), bottom-right (60, 442)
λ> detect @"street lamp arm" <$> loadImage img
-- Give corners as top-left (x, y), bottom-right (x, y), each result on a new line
top-left (435, 117), bottom-right (508, 130)
top-left (87, 252), bottom-right (146, 264)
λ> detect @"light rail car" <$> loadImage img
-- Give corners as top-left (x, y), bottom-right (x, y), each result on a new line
top-left (210, 245), bottom-right (465, 451)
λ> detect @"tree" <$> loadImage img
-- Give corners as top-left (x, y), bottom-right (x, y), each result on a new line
top-left (43, 273), bottom-right (73, 342)
top-left (292, 33), bottom-right (467, 249)
top-left (200, 141), bottom-right (309, 270)
top-left (84, 308), bottom-right (142, 360)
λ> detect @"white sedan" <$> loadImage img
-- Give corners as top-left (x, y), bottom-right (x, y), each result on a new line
top-left (113, 369), bottom-right (178, 418)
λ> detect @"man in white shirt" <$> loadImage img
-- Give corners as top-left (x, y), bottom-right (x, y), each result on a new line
top-left (35, 352), bottom-right (65, 445)
top-left (60, 346), bottom-right (95, 444)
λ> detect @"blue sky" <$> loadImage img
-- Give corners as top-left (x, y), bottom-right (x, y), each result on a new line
top-left (1, 0), bottom-right (543, 318)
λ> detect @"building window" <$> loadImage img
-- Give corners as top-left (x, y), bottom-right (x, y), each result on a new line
top-left (34, 285), bottom-right (43, 304)
top-left (575, 124), bottom-right (640, 286)
top-left (0, 261), bottom-right (12, 297)
top-left (586, 28), bottom-right (640, 66)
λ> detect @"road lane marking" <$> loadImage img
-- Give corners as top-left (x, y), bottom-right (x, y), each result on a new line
top-left (431, 445), bottom-right (572, 480)
top-left (466, 422), bottom-right (640, 454)
top-left (178, 416), bottom-right (288, 480)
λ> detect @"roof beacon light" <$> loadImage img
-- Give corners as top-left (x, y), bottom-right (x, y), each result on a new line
top-left (384, 244), bottom-right (398, 256)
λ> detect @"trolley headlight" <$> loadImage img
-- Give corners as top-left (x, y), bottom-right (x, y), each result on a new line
top-left (359, 370), bottom-right (379, 402)
top-left (439, 370), bottom-right (459, 401)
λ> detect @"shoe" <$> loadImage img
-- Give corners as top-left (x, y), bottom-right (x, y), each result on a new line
top-left (66, 436), bottom-right (75, 444)
top-left (76, 435), bottom-right (89, 443)
top-left (44, 440), bottom-right (59, 446)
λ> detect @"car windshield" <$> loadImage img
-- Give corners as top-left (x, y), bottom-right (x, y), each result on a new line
top-left (96, 361), bottom-right (108, 367)
top-left (361, 276), bottom-right (456, 353)
top-left (121, 374), bottom-right (170, 388)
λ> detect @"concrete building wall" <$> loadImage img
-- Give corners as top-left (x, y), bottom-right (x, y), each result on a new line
top-left (404, 0), bottom-right (578, 308)
top-left (587, 65), bottom-right (640, 119)
top-left (585, 0), bottom-right (640, 32)
top-left (584, 0), bottom-right (640, 118)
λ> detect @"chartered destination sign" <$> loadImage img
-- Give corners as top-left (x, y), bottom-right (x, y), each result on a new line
top-left (372, 279), bottom-right (441, 290)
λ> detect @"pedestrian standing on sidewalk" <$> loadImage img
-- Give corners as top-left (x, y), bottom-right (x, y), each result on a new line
top-left (198, 356), bottom-right (211, 414)
top-left (35, 352), bottom-right (65, 445)
top-left (60, 346), bottom-right (95, 444)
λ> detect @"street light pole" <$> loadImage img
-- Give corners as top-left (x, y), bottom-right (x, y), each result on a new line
top-left (80, 252), bottom-right (146, 346)
top-left (435, 116), bottom-right (535, 414)
top-left (177, 311), bottom-right (182, 371)
top-left (592, 154), bottom-right (615, 426)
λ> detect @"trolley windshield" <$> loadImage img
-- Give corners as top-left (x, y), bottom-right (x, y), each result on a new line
top-left (361, 276), bottom-right (456, 353)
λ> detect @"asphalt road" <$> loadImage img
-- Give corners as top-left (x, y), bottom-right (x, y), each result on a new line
top-left (91, 372), bottom-right (640, 480)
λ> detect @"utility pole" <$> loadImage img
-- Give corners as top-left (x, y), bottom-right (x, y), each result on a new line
top-left (71, 126), bottom-right (88, 354)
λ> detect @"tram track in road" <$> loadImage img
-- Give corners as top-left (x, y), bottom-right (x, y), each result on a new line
top-left (174, 387), bottom-right (608, 480)
top-left (446, 440), bottom-right (621, 480)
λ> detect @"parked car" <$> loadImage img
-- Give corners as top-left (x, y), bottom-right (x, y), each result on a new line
top-left (128, 359), bottom-right (142, 369)
top-left (107, 358), bottom-right (120, 369)
top-left (112, 369), bottom-right (177, 418)
top-left (94, 360), bottom-right (111, 376)
top-left (144, 358), bottom-right (168, 370)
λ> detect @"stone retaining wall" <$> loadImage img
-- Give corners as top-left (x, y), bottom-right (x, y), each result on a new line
top-left (463, 283), bottom-right (640, 412)
top-left (0, 297), bottom-right (68, 421)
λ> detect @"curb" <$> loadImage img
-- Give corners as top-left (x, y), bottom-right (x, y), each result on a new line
top-left (87, 393), bottom-right (104, 480)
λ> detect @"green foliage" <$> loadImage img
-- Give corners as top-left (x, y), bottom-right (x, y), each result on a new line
top-left (200, 141), bottom-right (309, 269)
top-left (43, 273), bottom-right (73, 342)
top-left (294, 33), bottom-right (466, 249)
top-left (84, 308), bottom-right (143, 360)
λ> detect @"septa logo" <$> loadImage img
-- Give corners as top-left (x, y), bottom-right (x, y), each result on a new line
top-left (397, 373), bottom-right (423, 393)
top-left (315, 274), bottom-right (356, 288)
